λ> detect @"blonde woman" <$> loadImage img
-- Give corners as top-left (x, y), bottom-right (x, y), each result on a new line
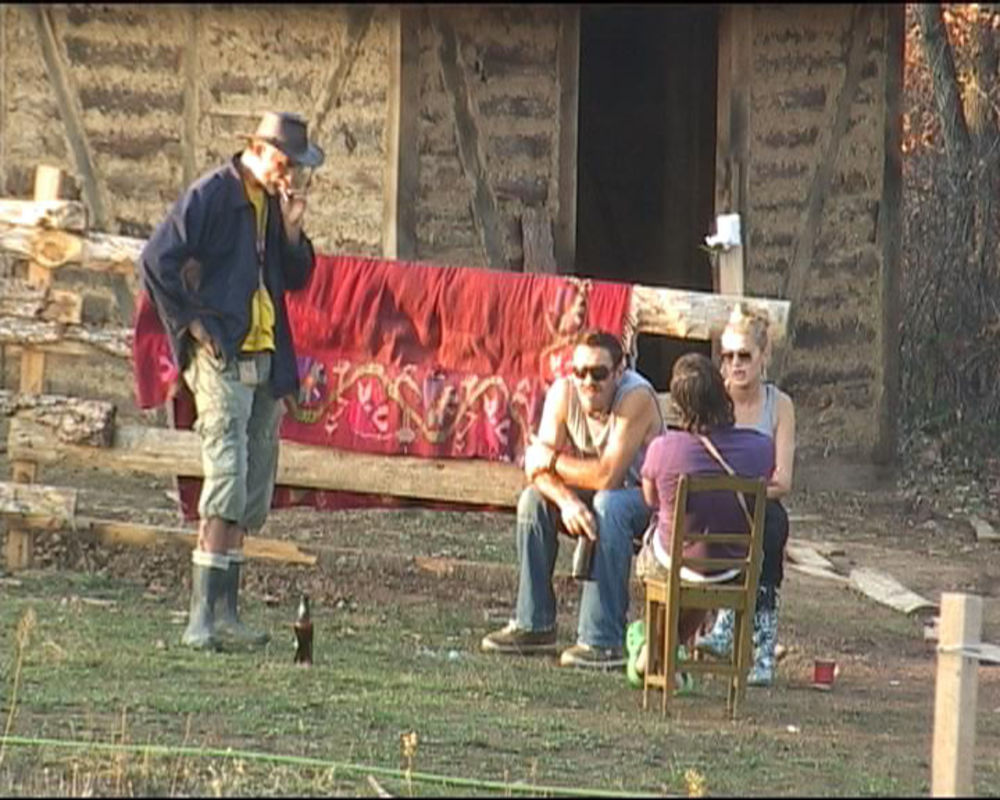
top-left (694, 305), bottom-right (795, 686)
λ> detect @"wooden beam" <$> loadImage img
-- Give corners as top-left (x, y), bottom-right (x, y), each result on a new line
top-left (631, 285), bottom-right (789, 343)
top-left (30, 7), bottom-right (108, 230)
top-left (555, 6), bottom-right (580, 272)
top-left (0, 198), bottom-right (87, 231)
top-left (0, 316), bottom-right (131, 359)
top-left (713, 5), bottom-right (752, 296)
top-left (521, 208), bottom-right (558, 274)
top-left (181, 5), bottom-right (199, 187)
top-left (382, 6), bottom-right (420, 260)
top-left (0, 278), bottom-right (82, 324)
top-left (7, 165), bottom-right (65, 570)
top-left (932, 593), bottom-right (982, 797)
top-left (773, 5), bottom-right (874, 378)
top-left (0, 390), bottom-right (116, 446)
top-left (874, 3), bottom-right (904, 465)
top-left (8, 418), bottom-right (527, 508)
top-left (430, 10), bottom-right (508, 268)
top-left (312, 6), bottom-right (375, 143)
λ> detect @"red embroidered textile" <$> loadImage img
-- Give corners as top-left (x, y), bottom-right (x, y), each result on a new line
top-left (133, 255), bottom-right (634, 517)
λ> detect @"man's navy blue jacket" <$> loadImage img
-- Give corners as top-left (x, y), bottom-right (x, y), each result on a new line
top-left (139, 155), bottom-right (316, 399)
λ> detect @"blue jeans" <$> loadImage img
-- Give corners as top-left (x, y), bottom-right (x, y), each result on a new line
top-left (514, 486), bottom-right (650, 650)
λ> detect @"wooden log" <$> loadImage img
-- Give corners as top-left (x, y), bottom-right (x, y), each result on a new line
top-left (0, 226), bottom-right (141, 275)
top-left (932, 593), bottom-right (982, 797)
top-left (0, 199), bottom-right (87, 231)
top-left (0, 390), bottom-right (115, 446)
top-left (0, 505), bottom-right (316, 566)
top-left (0, 481), bottom-right (77, 520)
top-left (0, 316), bottom-right (132, 359)
top-left (631, 285), bottom-right (789, 343)
top-left (8, 418), bottom-right (527, 508)
top-left (0, 277), bottom-right (83, 324)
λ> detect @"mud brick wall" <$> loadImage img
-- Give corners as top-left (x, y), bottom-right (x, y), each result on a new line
top-left (0, 4), bottom-right (390, 256)
top-left (414, 6), bottom-right (563, 268)
top-left (748, 5), bottom-right (891, 461)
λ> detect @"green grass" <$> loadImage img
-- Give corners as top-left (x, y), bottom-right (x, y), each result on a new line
top-left (1, 557), bottom-right (997, 796)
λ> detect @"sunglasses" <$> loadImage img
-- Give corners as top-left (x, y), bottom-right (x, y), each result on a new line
top-left (572, 365), bottom-right (612, 382)
top-left (720, 349), bottom-right (754, 364)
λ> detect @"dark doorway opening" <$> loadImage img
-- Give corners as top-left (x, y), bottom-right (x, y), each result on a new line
top-left (575, 5), bottom-right (719, 391)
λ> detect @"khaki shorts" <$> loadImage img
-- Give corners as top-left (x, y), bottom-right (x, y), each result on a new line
top-left (183, 344), bottom-right (284, 531)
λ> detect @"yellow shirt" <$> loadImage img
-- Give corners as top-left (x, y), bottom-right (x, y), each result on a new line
top-left (241, 178), bottom-right (276, 352)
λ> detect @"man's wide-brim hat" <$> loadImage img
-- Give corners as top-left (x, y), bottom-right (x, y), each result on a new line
top-left (241, 111), bottom-right (325, 168)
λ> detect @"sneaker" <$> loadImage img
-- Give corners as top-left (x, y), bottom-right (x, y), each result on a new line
top-left (559, 643), bottom-right (626, 670)
top-left (481, 620), bottom-right (557, 655)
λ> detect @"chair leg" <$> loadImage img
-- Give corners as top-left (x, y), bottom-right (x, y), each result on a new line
top-left (663, 595), bottom-right (681, 715)
top-left (642, 596), bottom-right (653, 711)
top-left (733, 609), bottom-right (754, 720)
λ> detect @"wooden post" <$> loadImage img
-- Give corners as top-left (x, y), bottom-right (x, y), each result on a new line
top-left (4, 164), bottom-right (63, 569)
top-left (932, 592), bottom-right (982, 797)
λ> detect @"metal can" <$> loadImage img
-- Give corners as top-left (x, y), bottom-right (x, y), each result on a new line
top-left (571, 536), bottom-right (595, 581)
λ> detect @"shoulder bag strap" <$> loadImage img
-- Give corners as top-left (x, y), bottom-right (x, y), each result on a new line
top-left (695, 434), bottom-right (754, 530)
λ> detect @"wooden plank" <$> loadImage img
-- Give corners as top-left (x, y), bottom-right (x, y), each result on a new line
top-left (8, 418), bottom-right (527, 508)
top-left (0, 316), bottom-right (132, 360)
top-left (849, 567), bottom-right (937, 616)
top-left (382, 6), bottom-right (419, 260)
top-left (932, 593), bottom-right (982, 797)
top-left (631, 285), bottom-right (789, 343)
top-left (0, 199), bottom-right (87, 232)
top-left (554, 5), bottom-right (580, 272)
top-left (431, 10), bottom-right (508, 268)
top-left (30, 7), bottom-right (107, 229)
top-left (0, 278), bottom-right (82, 324)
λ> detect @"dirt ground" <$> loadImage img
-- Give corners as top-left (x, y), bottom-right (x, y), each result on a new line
top-left (1, 446), bottom-right (1000, 796)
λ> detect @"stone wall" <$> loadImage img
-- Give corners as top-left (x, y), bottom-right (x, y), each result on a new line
top-left (747, 5), bottom-right (893, 461)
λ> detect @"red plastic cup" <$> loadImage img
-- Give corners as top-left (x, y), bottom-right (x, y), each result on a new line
top-left (812, 658), bottom-right (837, 690)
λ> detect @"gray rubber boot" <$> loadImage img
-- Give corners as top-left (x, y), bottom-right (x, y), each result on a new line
top-left (748, 587), bottom-right (779, 687)
top-left (694, 608), bottom-right (735, 659)
top-left (181, 550), bottom-right (227, 650)
top-left (214, 550), bottom-right (270, 646)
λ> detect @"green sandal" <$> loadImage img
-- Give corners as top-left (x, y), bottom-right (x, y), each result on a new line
top-left (625, 620), bottom-right (646, 688)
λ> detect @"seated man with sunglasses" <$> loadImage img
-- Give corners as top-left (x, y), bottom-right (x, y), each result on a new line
top-left (481, 329), bottom-right (664, 669)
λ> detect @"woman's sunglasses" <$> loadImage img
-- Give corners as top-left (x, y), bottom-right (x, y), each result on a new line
top-left (720, 349), bottom-right (754, 364)
top-left (572, 365), bottom-right (612, 382)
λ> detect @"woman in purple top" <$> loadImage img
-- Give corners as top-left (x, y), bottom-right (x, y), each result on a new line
top-left (638, 353), bottom-right (774, 646)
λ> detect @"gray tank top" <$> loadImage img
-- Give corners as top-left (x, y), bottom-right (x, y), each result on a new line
top-left (740, 382), bottom-right (779, 437)
top-left (563, 369), bottom-right (662, 488)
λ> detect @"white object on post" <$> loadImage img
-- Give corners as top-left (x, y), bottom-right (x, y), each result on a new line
top-left (705, 213), bottom-right (742, 250)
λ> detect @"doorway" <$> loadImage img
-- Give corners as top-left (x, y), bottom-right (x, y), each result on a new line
top-left (575, 4), bottom-right (719, 390)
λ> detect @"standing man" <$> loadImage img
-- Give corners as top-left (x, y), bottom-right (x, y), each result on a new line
top-left (481, 330), bottom-right (663, 669)
top-left (140, 112), bottom-right (324, 650)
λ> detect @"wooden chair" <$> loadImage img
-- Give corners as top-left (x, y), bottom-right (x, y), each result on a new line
top-left (642, 473), bottom-right (767, 719)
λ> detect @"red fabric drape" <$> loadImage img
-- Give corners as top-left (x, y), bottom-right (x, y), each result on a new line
top-left (133, 254), bottom-right (634, 518)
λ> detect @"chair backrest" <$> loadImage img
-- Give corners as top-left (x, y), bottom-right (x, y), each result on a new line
top-left (666, 473), bottom-right (767, 593)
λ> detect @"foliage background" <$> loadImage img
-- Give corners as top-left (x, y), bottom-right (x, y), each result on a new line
top-left (902, 4), bottom-right (1000, 458)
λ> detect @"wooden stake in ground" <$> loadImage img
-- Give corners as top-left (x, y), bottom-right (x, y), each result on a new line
top-left (931, 592), bottom-right (982, 797)
top-left (5, 164), bottom-right (64, 571)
